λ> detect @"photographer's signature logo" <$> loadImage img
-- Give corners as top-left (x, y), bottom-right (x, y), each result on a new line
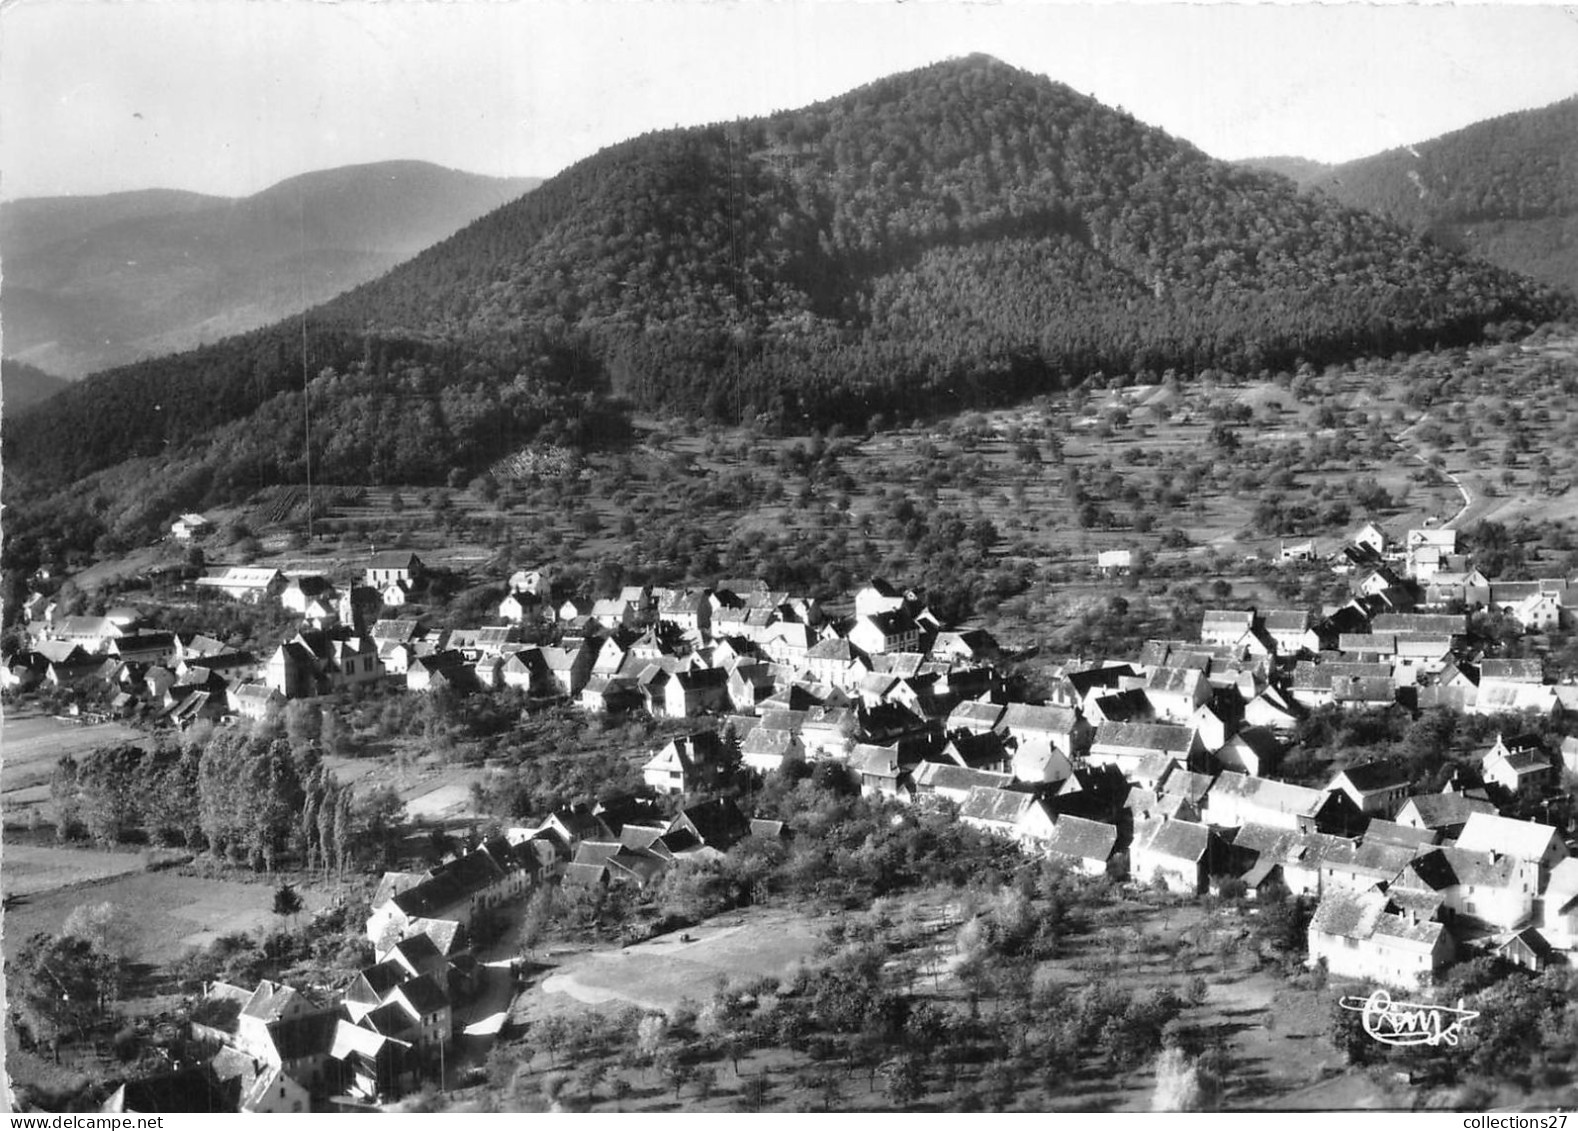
top-left (1339, 990), bottom-right (1479, 1047)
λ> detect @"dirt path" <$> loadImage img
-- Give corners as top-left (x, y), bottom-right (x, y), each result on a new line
top-left (1394, 415), bottom-right (1472, 528)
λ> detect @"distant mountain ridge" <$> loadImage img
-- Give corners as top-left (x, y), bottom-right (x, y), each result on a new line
top-left (5, 56), bottom-right (1570, 538)
top-left (0, 161), bottom-right (541, 377)
top-left (1255, 97), bottom-right (1578, 297)
top-left (0, 358), bottom-right (72, 414)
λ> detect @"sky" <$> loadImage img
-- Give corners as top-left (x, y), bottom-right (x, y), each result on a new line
top-left (2, 0), bottom-right (1576, 201)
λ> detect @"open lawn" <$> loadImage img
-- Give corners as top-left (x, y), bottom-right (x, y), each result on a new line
top-left (0, 842), bottom-right (150, 899)
top-left (542, 908), bottom-right (823, 1014)
top-left (0, 866), bottom-right (334, 965)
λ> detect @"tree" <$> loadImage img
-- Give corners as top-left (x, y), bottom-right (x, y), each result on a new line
top-left (8, 932), bottom-right (107, 1050)
top-left (880, 1054), bottom-right (925, 1108)
top-left (272, 882), bottom-right (304, 926)
top-left (59, 902), bottom-right (132, 1010)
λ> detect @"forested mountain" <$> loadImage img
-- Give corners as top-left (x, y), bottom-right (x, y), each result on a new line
top-left (1235, 156), bottom-right (1332, 185)
top-left (1303, 97), bottom-right (1578, 297)
top-left (1, 358), bottom-right (72, 414)
top-left (4, 56), bottom-right (1570, 566)
top-left (0, 162), bottom-right (540, 378)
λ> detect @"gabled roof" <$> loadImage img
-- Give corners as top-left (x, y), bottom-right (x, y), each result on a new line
top-left (1045, 815), bottom-right (1118, 863)
top-left (1091, 721), bottom-right (1195, 755)
top-left (958, 785), bottom-right (1036, 826)
top-left (329, 1019), bottom-right (410, 1061)
top-left (1310, 886), bottom-right (1388, 941)
top-left (1331, 759), bottom-right (1409, 795)
top-left (1262, 609), bottom-right (1313, 633)
top-left (852, 743), bottom-right (904, 778)
top-left (1362, 820), bottom-right (1436, 849)
top-left (997, 703), bottom-right (1079, 735)
top-left (369, 550), bottom-right (423, 570)
top-left (386, 973), bottom-right (449, 1018)
top-left (1136, 818), bottom-right (1211, 863)
top-left (1209, 771), bottom-right (1327, 819)
top-left (1479, 658), bottom-right (1545, 684)
top-left (1454, 812), bottom-right (1564, 863)
top-left (241, 980), bottom-right (305, 1024)
top-left (1400, 845), bottom-right (1524, 892)
top-left (669, 796), bottom-right (751, 847)
top-left (912, 762), bottom-right (1013, 794)
top-left (1397, 792), bottom-right (1497, 830)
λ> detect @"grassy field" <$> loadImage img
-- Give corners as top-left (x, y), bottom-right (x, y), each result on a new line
top-left (1, 710), bottom-right (148, 825)
top-left (0, 863), bottom-right (335, 966)
top-left (541, 908), bottom-right (824, 1014)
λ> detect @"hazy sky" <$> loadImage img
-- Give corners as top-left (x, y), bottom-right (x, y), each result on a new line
top-left (2, 0), bottom-right (1576, 200)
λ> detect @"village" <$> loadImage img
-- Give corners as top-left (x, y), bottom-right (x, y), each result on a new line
top-left (7, 510), bottom-right (1578, 1112)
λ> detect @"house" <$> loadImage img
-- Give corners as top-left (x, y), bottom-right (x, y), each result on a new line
top-left (662, 667), bottom-right (730, 718)
top-left (912, 762), bottom-right (1014, 806)
top-left (497, 590), bottom-right (545, 624)
top-left (1330, 675), bottom-right (1398, 712)
top-left (1394, 792), bottom-right (1498, 840)
top-left (852, 743), bottom-right (910, 801)
top-left (1200, 609), bottom-right (1255, 649)
top-left (1087, 721), bottom-right (1200, 775)
top-left (196, 567), bottom-right (286, 604)
top-left (667, 797), bottom-right (751, 850)
top-left (1371, 612), bottom-right (1467, 642)
top-left (854, 578), bottom-right (912, 619)
top-left (1261, 609), bottom-right (1318, 656)
top-left (1393, 845), bottom-right (1538, 932)
top-left (958, 786), bottom-right (1038, 840)
top-left (740, 725), bottom-right (805, 775)
top-left (948, 699), bottom-right (1006, 735)
top-left (1481, 733), bottom-right (1553, 802)
top-left (849, 611), bottom-right (921, 655)
top-left (364, 843), bottom-right (528, 943)
top-left (657, 590), bottom-right (712, 635)
top-left (1326, 760), bottom-right (1410, 817)
top-left (1454, 812), bottom-right (1568, 874)
top-left (1042, 815), bottom-right (1121, 878)
top-left (939, 729), bottom-right (1013, 774)
top-left (1216, 726), bottom-right (1282, 778)
top-left (1561, 736), bottom-right (1578, 778)
top-left (996, 703), bottom-right (1092, 761)
top-left (280, 575), bottom-right (337, 618)
top-left (366, 551), bottom-right (424, 589)
top-left (1280, 539), bottom-right (1318, 564)
top-left (591, 599), bottom-right (636, 630)
top-left (1142, 667), bottom-right (1211, 723)
top-left (1318, 838), bottom-right (1419, 894)
top-left (328, 1020), bottom-right (413, 1102)
top-left (381, 974), bottom-right (452, 1051)
top-left (1206, 771), bottom-right (1362, 835)
top-left (1507, 590), bottom-right (1564, 633)
top-left (1096, 549), bottom-right (1133, 576)
top-left (228, 682), bottom-right (286, 721)
top-left (1131, 819), bottom-right (1219, 895)
top-left (643, 733), bottom-right (733, 795)
top-left (240, 1064), bottom-right (311, 1114)
top-left (1479, 658), bottom-right (1545, 686)
top-left (1307, 886), bottom-right (1453, 988)
top-left (171, 513), bottom-right (212, 541)
top-left (581, 674), bottom-right (640, 713)
top-left (1352, 522), bottom-right (1388, 559)
top-left (1538, 858), bottom-right (1578, 952)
